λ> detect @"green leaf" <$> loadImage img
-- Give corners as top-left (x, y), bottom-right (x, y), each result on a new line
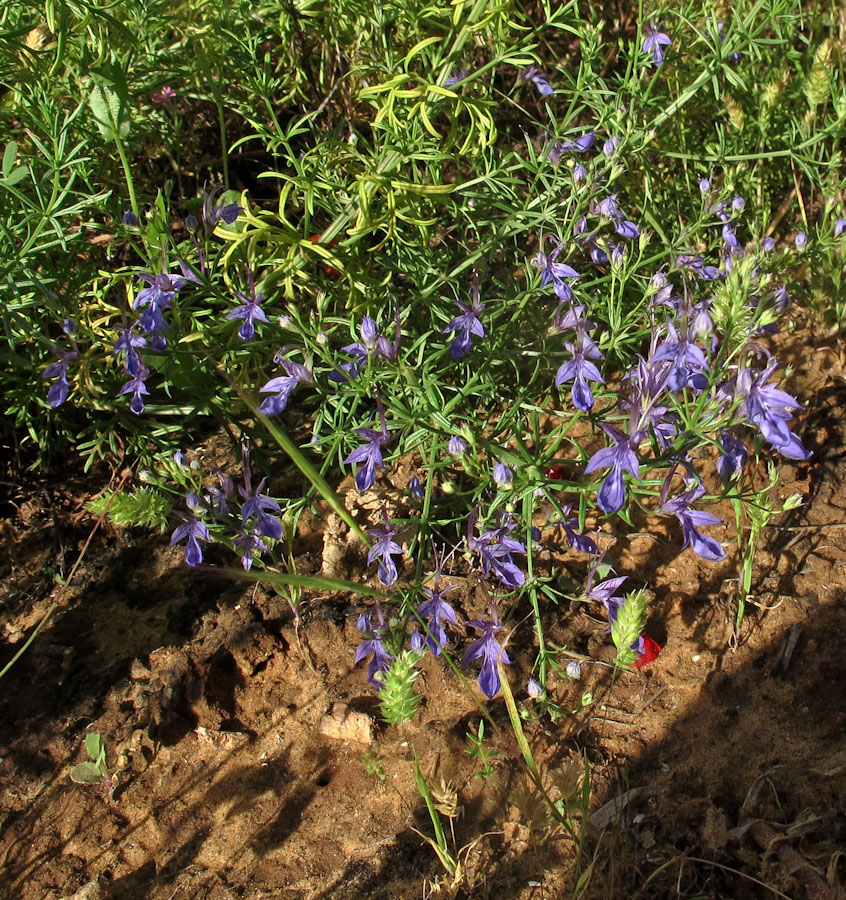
top-left (70, 761), bottom-right (103, 784)
top-left (88, 83), bottom-right (130, 141)
top-left (1, 166), bottom-right (28, 188)
top-left (2, 142), bottom-right (17, 178)
top-left (84, 732), bottom-right (105, 762)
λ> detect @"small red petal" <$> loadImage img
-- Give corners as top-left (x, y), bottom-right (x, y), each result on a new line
top-left (632, 635), bottom-right (661, 669)
top-left (544, 465), bottom-right (567, 480)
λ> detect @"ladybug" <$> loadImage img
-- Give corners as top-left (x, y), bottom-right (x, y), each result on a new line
top-left (544, 465), bottom-right (567, 481)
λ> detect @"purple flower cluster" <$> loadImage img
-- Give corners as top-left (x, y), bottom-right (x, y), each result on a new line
top-left (468, 513), bottom-right (527, 590)
top-left (330, 316), bottom-right (397, 382)
top-left (166, 445), bottom-right (287, 571)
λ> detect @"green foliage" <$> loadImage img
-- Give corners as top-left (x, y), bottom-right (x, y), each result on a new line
top-left (86, 487), bottom-right (171, 531)
top-left (464, 718), bottom-right (499, 780)
top-left (70, 732), bottom-right (115, 796)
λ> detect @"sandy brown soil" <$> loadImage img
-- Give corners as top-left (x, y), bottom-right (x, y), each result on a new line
top-left (1, 322), bottom-right (845, 900)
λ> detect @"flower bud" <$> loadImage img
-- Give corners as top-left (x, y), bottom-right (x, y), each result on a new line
top-left (448, 434), bottom-right (468, 456)
top-left (493, 461), bottom-right (513, 488)
top-left (566, 660), bottom-right (582, 679)
top-left (603, 135), bottom-right (620, 158)
top-left (360, 316), bottom-right (378, 350)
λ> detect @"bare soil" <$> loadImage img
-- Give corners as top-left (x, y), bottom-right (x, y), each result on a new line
top-left (1, 322), bottom-right (845, 900)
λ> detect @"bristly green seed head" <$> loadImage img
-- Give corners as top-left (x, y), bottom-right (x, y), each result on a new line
top-left (806, 39), bottom-right (834, 109)
top-left (376, 649), bottom-right (423, 725)
top-left (611, 588), bottom-right (649, 670)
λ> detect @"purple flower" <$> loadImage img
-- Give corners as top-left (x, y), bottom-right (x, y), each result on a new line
top-left (355, 609), bottom-right (392, 688)
top-left (555, 504), bottom-right (598, 555)
top-left (367, 507), bottom-right (403, 585)
top-left (134, 268), bottom-right (195, 350)
top-left (113, 323), bottom-right (147, 375)
top-left (443, 272), bottom-right (485, 359)
top-left (535, 235), bottom-right (580, 302)
top-left (593, 193), bottom-right (639, 239)
top-left (258, 355), bottom-right (313, 416)
top-left (201, 185), bottom-right (243, 228)
top-left (717, 432), bottom-right (749, 483)
top-left (444, 68), bottom-right (468, 87)
top-left (584, 559), bottom-right (628, 625)
top-left (573, 163), bottom-right (587, 185)
top-left (239, 478), bottom-right (283, 540)
top-left (643, 26), bottom-right (672, 65)
top-left (227, 272), bottom-right (269, 341)
top-left (463, 614), bottom-right (511, 698)
top-left (548, 132), bottom-right (595, 163)
top-left (735, 351), bottom-right (811, 459)
top-left (42, 347), bottom-right (78, 408)
top-left (239, 446), bottom-right (283, 540)
top-left (795, 231), bottom-right (807, 250)
top-left (575, 226), bottom-right (609, 264)
top-left (555, 309), bottom-right (604, 412)
top-left (761, 236), bottom-right (776, 252)
top-left (584, 423), bottom-right (641, 514)
top-left (344, 398), bottom-right (391, 491)
top-left (619, 353), bottom-right (674, 445)
top-left (676, 254), bottom-right (723, 281)
top-left (233, 528), bottom-right (268, 570)
top-left (651, 322), bottom-right (709, 392)
top-left (527, 677), bottom-right (543, 698)
top-left (118, 364), bottom-right (150, 415)
top-left (417, 577), bottom-right (458, 656)
top-left (521, 65), bottom-right (554, 96)
top-left (835, 217), bottom-right (846, 238)
top-left (170, 492), bottom-right (211, 566)
top-left (206, 467), bottom-right (234, 517)
top-left (659, 477), bottom-right (726, 561)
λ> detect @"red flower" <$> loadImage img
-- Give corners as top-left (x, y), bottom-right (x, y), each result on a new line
top-left (632, 635), bottom-right (661, 669)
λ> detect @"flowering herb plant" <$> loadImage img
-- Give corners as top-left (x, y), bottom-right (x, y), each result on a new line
top-left (3, 0), bottom-right (840, 878)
